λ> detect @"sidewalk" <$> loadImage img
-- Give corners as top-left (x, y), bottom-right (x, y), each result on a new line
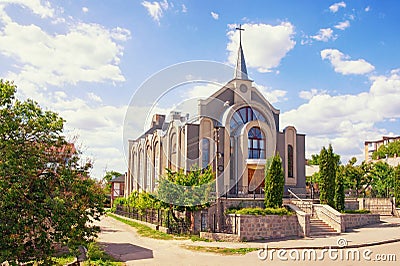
top-left (96, 215), bottom-right (400, 265)
top-left (183, 216), bottom-right (400, 250)
top-left (106, 213), bottom-right (400, 250)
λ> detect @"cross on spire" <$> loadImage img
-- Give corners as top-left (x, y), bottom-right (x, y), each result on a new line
top-left (235, 24), bottom-right (245, 45)
top-left (234, 24), bottom-right (248, 80)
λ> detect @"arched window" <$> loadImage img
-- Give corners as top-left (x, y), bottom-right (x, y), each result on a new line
top-left (288, 145), bottom-right (294, 177)
top-left (248, 127), bottom-right (265, 159)
top-left (146, 148), bottom-right (152, 191)
top-left (230, 107), bottom-right (267, 134)
top-left (139, 151), bottom-right (144, 189)
top-left (169, 133), bottom-right (177, 170)
top-left (200, 138), bottom-right (210, 168)
top-left (154, 142), bottom-right (160, 187)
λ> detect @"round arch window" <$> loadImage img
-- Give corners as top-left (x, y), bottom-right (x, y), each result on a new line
top-left (248, 127), bottom-right (265, 159)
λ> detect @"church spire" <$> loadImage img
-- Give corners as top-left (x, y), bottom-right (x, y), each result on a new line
top-left (234, 24), bottom-right (248, 80)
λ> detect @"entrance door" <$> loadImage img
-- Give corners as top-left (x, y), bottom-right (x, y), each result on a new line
top-left (248, 168), bottom-right (264, 194)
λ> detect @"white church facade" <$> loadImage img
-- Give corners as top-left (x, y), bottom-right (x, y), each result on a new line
top-left (125, 33), bottom-right (306, 199)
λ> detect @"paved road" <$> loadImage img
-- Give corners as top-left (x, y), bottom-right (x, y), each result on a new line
top-left (95, 215), bottom-right (400, 266)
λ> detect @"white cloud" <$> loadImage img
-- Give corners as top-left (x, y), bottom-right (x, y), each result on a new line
top-left (365, 6), bottom-right (371, 12)
top-left (334, 20), bottom-right (350, 30)
top-left (211, 11), bottom-right (219, 20)
top-left (282, 70), bottom-right (400, 163)
top-left (329, 1), bottom-right (346, 13)
top-left (321, 49), bottom-right (375, 75)
top-left (0, 0), bottom-right (54, 18)
top-left (311, 28), bottom-right (336, 42)
top-left (227, 22), bottom-right (296, 73)
top-left (299, 88), bottom-right (327, 100)
top-left (0, 11), bottom-right (130, 89)
top-left (141, 0), bottom-right (169, 24)
top-left (82, 7), bottom-right (89, 13)
top-left (181, 4), bottom-right (187, 13)
top-left (87, 92), bottom-right (102, 103)
top-left (255, 83), bottom-right (287, 104)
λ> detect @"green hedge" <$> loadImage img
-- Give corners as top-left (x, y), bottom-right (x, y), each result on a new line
top-left (342, 209), bottom-right (371, 214)
top-left (226, 207), bottom-right (292, 216)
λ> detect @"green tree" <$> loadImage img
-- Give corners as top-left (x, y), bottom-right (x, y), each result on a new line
top-left (264, 154), bottom-right (284, 208)
top-left (343, 157), bottom-right (364, 197)
top-left (102, 170), bottom-right (123, 194)
top-left (335, 165), bottom-right (345, 211)
top-left (319, 144), bottom-right (339, 207)
top-left (372, 141), bottom-right (400, 160)
top-left (0, 80), bottom-right (105, 263)
top-left (394, 165), bottom-right (400, 207)
top-left (307, 154), bottom-right (320, 165)
top-left (369, 161), bottom-right (394, 198)
top-left (157, 166), bottom-right (215, 231)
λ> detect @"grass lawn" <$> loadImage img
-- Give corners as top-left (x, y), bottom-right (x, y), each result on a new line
top-left (107, 213), bottom-right (189, 240)
top-left (181, 245), bottom-right (259, 255)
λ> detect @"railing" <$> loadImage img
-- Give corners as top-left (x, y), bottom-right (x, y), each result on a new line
top-left (115, 205), bottom-right (191, 234)
top-left (313, 204), bottom-right (344, 232)
top-left (224, 186), bottom-right (265, 199)
top-left (288, 188), bottom-right (303, 202)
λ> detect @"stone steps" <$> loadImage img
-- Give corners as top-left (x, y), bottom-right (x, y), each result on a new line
top-left (309, 218), bottom-right (339, 237)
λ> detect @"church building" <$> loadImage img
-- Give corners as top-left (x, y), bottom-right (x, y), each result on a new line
top-left (125, 30), bottom-right (306, 199)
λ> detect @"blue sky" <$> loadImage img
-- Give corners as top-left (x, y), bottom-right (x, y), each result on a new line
top-left (0, 0), bottom-right (399, 178)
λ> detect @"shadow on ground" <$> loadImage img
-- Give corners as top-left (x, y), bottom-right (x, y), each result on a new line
top-left (99, 242), bottom-right (154, 261)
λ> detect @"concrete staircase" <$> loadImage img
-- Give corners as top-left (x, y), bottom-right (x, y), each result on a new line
top-left (309, 218), bottom-right (339, 237)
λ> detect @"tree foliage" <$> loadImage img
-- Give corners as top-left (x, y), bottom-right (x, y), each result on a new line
top-left (264, 154), bottom-right (284, 208)
top-left (335, 165), bottom-right (345, 211)
top-left (394, 166), bottom-right (400, 207)
top-left (372, 140), bottom-right (400, 160)
top-left (102, 170), bottom-right (123, 194)
top-left (0, 80), bottom-right (105, 263)
top-left (318, 144), bottom-right (339, 207)
top-left (156, 166), bottom-right (215, 209)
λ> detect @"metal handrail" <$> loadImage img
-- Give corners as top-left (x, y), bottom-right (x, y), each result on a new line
top-left (288, 188), bottom-right (303, 202)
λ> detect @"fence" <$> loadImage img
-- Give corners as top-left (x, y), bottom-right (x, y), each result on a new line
top-left (115, 205), bottom-right (191, 234)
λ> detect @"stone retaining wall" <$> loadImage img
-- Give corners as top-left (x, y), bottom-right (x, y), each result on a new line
top-left (232, 214), bottom-right (300, 241)
top-left (343, 214), bottom-right (380, 229)
top-left (199, 232), bottom-right (241, 242)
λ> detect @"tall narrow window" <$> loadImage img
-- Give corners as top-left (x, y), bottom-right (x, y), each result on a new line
top-left (248, 127), bottom-right (265, 159)
top-left (154, 142), bottom-right (160, 188)
top-left (288, 144), bottom-right (294, 177)
top-left (146, 150), bottom-right (152, 191)
top-left (200, 138), bottom-right (210, 168)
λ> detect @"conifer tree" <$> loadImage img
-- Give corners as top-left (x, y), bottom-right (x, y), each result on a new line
top-left (264, 154), bottom-right (284, 208)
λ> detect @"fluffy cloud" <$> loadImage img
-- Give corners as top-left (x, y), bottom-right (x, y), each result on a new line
top-left (334, 20), bottom-right (350, 30)
top-left (82, 7), bottom-right (89, 13)
top-left (0, 10), bottom-right (130, 91)
top-left (181, 4), bottom-right (187, 13)
top-left (321, 49), bottom-right (375, 75)
top-left (227, 22), bottom-right (296, 73)
top-left (0, 0), bottom-right (54, 18)
top-left (329, 1), bottom-right (346, 13)
top-left (311, 28), bottom-right (336, 42)
top-left (211, 11), bottom-right (219, 20)
top-left (0, 1), bottom-right (131, 178)
top-left (299, 88), bottom-right (327, 100)
top-left (141, 0), bottom-right (169, 24)
top-left (282, 70), bottom-right (400, 162)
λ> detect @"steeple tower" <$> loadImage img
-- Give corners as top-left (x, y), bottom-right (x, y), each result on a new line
top-left (234, 24), bottom-right (249, 80)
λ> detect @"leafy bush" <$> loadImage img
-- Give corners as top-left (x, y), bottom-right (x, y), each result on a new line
top-left (228, 207), bottom-right (292, 216)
